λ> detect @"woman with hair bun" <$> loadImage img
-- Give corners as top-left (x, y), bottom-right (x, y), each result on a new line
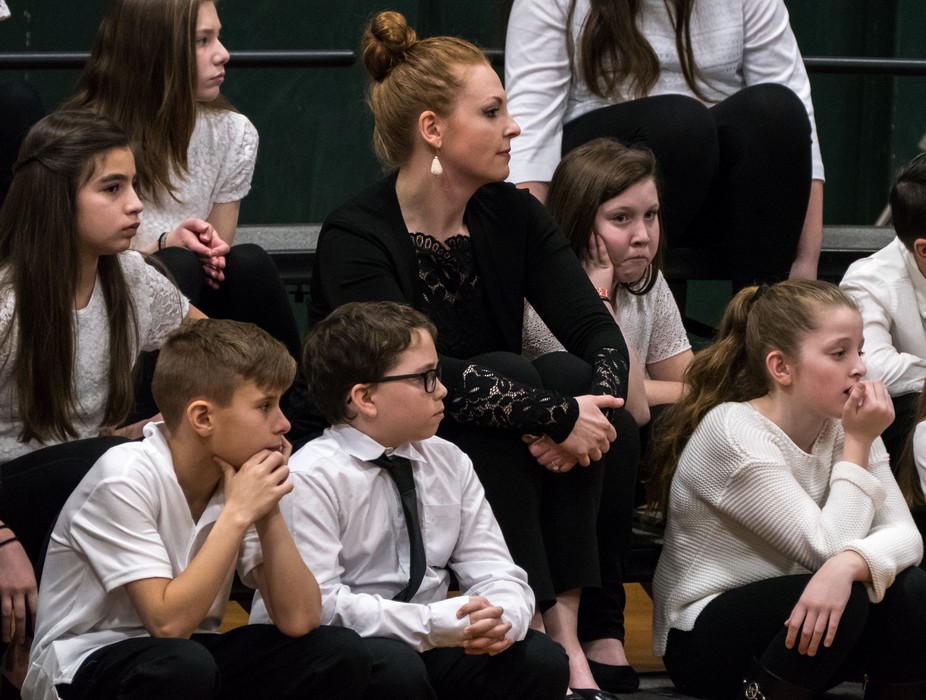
top-left (309, 10), bottom-right (635, 698)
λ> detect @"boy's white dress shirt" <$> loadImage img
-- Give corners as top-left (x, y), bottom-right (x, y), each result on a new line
top-left (249, 423), bottom-right (534, 652)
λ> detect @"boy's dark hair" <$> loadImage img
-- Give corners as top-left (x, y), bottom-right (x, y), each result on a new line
top-left (304, 301), bottom-right (437, 425)
top-left (152, 319), bottom-right (296, 430)
top-left (891, 152), bottom-right (926, 250)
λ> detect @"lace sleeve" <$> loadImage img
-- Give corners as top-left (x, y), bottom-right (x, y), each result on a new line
top-left (590, 346), bottom-right (630, 421)
top-left (448, 364), bottom-right (579, 442)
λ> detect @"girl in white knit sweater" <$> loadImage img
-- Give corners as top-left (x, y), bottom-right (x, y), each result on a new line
top-left (649, 280), bottom-right (925, 699)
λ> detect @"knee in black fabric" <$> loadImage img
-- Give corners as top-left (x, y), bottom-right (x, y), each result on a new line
top-left (224, 242), bottom-right (278, 277)
top-left (365, 637), bottom-right (434, 700)
top-left (714, 83), bottom-right (810, 150)
top-left (469, 351), bottom-right (542, 387)
top-left (107, 639), bottom-right (218, 699)
top-left (532, 352), bottom-right (592, 396)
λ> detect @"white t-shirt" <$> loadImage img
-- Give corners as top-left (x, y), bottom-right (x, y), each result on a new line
top-left (136, 109), bottom-right (258, 250)
top-left (249, 423), bottom-right (534, 652)
top-left (24, 423), bottom-right (263, 700)
top-left (0, 1), bottom-right (11, 21)
top-left (840, 237), bottom-right (926, 397)
top-left (505, 0), bottom-right (823, 184)
top-left (0, 251), bottom-right (189, 462)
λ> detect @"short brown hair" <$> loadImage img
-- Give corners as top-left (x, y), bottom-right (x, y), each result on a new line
top-left (890, 152), bottom-right (926, 251)
top-left (361, 10), bottom-right (488, 169)
top-left (304, 301), bottom-right (437, 425)
top-left (152, 319), bottom-right (296, 430)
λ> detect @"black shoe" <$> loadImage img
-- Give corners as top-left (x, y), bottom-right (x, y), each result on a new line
top-left (569, 689), bottom-right (621, 700)
top-left (587, 659), bottom-right (640, 693)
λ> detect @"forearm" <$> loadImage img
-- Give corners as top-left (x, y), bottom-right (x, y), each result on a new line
top-left (448, 364), bottom-right (579, 442)
top-left (625, 346), bottom-right (650, 426)
top-left (130, 511), bottom-right (247, 638)
top-left (254, 507), bottom-right (321, 636)
top-left (644, 379), bottom-right (686, 407)
top-left (790, 180), bottom-right (823, 279)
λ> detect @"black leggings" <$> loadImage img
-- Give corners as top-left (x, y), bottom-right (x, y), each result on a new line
top-left (438, 350), bottom-right (637, 629)
top-left (563, 84), bottom-right (813, 284)
top-left (153, 243), bottom-right (301, 358)
top-left (663, 567), bottom-right (926, 698)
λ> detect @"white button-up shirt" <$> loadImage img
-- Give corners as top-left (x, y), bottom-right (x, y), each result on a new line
top-left (249, 424), bottom-right (534, 652)
top-left (840, 237), bottom-right (926, 397)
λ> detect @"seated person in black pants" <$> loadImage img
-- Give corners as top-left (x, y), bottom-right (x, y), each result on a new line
top-left (24, 320), bottom-right (371, 700)
top-left (250, 301), bottom-right (569, 700)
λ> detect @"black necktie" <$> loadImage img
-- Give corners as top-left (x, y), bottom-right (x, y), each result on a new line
top-left (372, 453), bottom-right (426, 602)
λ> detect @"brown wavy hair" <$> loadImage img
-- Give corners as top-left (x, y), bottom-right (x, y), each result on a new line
top-left (0, 111), bottom-right (139, 443)
top-left (361, 10), bottom-right (489, 169)
top-left (64, 0), bottom-right (231, 200)
top-left (570, 0), bottom-right (711, 102)
top-left (547, 137), bottom-right (664, 295)
top-left (646, 280), bottom-right (859, 514)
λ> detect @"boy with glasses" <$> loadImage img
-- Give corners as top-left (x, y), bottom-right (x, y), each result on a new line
top-left (249, 301), bottom-right (569, 700)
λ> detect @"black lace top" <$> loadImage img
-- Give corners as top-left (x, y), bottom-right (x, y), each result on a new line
top-left (413, 232), bottom-right (586, 441)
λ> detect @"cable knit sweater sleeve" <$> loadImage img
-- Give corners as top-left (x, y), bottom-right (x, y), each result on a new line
top-left (652, 402), bottom-right (923, 655)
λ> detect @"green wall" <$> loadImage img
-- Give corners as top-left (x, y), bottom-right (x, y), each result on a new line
top-left (2, 0), bottom-right (924, 226)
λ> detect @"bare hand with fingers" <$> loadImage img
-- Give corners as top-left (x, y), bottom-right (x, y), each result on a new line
top-left (558, 394), bottom-right (623, 467)
top-left (215, 439), bottom-right (293, 526)
top-left (522, 434), bottom-right (578, 472)
top-left (167, 218), bottom-right (230, 289)
top-left (785, 552), bottom-right (867, 656)
top-left (457, 595), bottom-right (514, 655)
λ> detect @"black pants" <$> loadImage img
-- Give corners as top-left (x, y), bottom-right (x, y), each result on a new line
top-left (663, 567), bottom-right (926, 698)
top-left (0, 80), bottom-right (44, 206)
top-left (360, 629), bottom-right (569, 700)
top-left (58, 625), bottom-right (372, 700)
top-left (153, 243), bottom-right (301, 358)
top-left (563, 84), bottom-right (812, 284)
top-left (437, 351), bottom-right (605, 611)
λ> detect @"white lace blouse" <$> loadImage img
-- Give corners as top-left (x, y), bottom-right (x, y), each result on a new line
top-left (522, 270), bottom-right (689, 370)
top-left (0, 252), bottom-right (189, 462)
top-left (136, 109), bottom-right (258, 250)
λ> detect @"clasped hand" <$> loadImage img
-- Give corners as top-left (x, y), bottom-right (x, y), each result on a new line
top-left (523, 394), bottom-right (623, 472)
top-left (457, 595), bottom-right (513, 656)
top-left (169, 218), bottom-right (230, 289)
top-left (216, 438), bottom-right (293, 526)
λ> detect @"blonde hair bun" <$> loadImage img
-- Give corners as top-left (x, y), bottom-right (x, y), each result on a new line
top-left (362, 11), bottom-right (417, 82)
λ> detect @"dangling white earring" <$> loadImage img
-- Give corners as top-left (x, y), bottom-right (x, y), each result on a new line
top-left (430, 154), bottom-right (443, 177)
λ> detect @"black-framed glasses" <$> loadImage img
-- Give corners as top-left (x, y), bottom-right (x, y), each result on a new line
top-left (369, 366), bottom-right (442, 393)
